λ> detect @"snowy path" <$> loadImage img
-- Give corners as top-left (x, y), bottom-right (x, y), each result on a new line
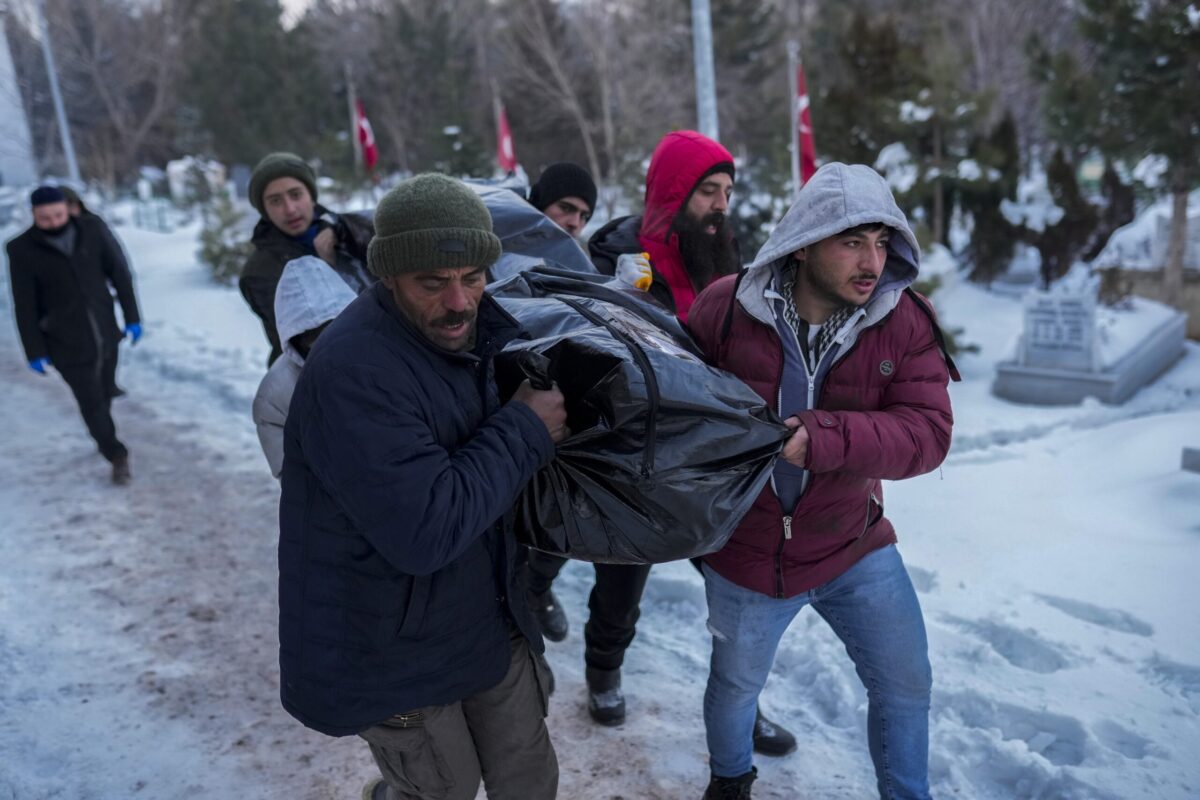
top-left (1, 220), bottom-right (1199, 799)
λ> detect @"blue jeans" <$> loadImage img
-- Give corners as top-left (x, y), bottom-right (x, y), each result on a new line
top-left (703, 545), bottom-right (932, 799)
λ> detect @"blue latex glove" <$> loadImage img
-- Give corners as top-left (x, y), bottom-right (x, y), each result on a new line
top-left (125, 322), bottom-right (142, 344)
top-left (28, 357), bottom-right (51, 374)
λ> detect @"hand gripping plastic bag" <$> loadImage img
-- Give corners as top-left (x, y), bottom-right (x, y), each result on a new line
top-left (491, 268), bottom-right (788, 564)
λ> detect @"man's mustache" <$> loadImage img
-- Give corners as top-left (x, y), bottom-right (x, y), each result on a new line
top-left (432, 310), bottom-right (475, 328)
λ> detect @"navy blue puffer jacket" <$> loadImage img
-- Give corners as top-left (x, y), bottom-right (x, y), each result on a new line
top-left (278, 282), bottom-right (554, 736)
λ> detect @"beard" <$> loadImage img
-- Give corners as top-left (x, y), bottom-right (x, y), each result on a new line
top-left (40, 221), bottom-right (71, 237)
top-left (673, 211), bottom-right (740, 291)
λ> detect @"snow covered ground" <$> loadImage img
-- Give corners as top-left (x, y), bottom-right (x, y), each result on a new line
top-left (1, 217), bottom-right (1198, 799)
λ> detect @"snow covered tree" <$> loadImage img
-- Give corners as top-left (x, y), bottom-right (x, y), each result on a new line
top-left (1073, 0), bottom-right (1200, 306)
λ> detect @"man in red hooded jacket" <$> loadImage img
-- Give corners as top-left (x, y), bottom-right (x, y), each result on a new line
top-left (687, 163), bottom-right (957, 799)
top-left (589, 129), bottom-right (741, 322)
top-left (523, 131), bottom-right (795, 754)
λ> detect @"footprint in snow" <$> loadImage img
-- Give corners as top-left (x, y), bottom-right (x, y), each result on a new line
top-left (1142, 655), bottom-right (1200, 715)
top-left (1036, 594), bottom-right (1154, 637)
top-left (942, 615), bottom-right (1072, 674)
top-left (941, 689), bottom-right (1089, 766)
top-left (906, 565), bottom-right (938, 594)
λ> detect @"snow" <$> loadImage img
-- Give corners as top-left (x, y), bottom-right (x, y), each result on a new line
top-left (2, 218), bottom-right (1200, 799)
top-left (1132, 155), bottom-right (1169, 190)
top-left (1093, 189), bottom-right (1200, 272)
top-left (874, 142), bottom-right (918, 194)
top-left (1001, 168), bottom-right (1065, 233)
top-left (957, 159), bottom-right (983, 181)
top-left (899, 100), bottom-right (934, 124)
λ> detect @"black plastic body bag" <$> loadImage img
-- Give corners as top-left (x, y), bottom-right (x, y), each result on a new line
top-left (491, 268), bottom-right (788, 564)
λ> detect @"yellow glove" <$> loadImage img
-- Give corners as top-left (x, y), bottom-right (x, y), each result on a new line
top-left (616, 252), bottom-right (653, 291)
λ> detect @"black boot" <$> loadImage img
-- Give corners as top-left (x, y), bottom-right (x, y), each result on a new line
top-left (111, 453), bottom-right (131, 486)
top-left (528, 589), bottom-right (569, 642)
top-left (703, 767), bottom-right (757, 800)
top-left (753, 705), bottom-right (796, 756)
top-left (585, 665), bottom-right (625, 726)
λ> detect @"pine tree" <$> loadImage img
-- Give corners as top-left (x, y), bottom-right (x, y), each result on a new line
top-left (181, 0), bottom-right (338, 166)
top-left (1073, 0), bottom-right (1200, 305)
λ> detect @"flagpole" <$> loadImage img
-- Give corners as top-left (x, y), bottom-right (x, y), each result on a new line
top-left (787, 40), bottom-right (801, 202)
top-left (344, 60), bottom-right (362, 178)
top-left (690, 0), bottom-right (719, 140)
top-left (33, 0), bottom-right (80, 182)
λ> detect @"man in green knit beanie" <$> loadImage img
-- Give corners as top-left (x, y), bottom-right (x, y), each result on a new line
top-left (239, 151), bottom-right (376, 366)
top-left (277, 174), bottom-right (568, 800)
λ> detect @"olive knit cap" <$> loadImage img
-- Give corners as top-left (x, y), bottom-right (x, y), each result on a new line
top-left (367, 174), bottom-right (501, 277)
top-left (249, 152), bottom-right (318, 215)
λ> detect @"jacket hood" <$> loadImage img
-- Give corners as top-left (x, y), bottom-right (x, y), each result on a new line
top-left (640, 130), bottom-right (735, 244)
top-left (747, 162), bottom-right (920, 289)
top-left (274, 255), bottom-right (357, 365)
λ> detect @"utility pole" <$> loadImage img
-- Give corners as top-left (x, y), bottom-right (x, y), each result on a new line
top-left (33, 0), bottom-right (80, 182)
top-left (344, 60), bottom-right (362, 178)
top-left (690, 0), bottom-right (718, 140)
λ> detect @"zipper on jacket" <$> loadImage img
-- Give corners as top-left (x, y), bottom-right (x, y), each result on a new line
top-left (857, 491), bottom-right (881, 541)
top-left (775, 515), bottom-right (792, 598)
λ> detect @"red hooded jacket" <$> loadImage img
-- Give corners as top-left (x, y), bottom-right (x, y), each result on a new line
top-left (638, 130), bottom-right (735, 323)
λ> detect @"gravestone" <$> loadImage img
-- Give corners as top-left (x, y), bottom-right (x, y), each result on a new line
top-left (1022, 293), bottom-right (1098, 372)
top-left (993, 290), bottom-right (1185, 405)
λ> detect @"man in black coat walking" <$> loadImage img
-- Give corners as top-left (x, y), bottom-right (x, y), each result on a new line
top-left (279, 174), bottom-right (568, 800)
top-left (6, 186), bottom-right (141, 484)
top-left (239, 152), bottom-right (375, 366)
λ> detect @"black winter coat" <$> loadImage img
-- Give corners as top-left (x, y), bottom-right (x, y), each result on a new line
top-left (278, 282), bottom-right (554, 737)
top-left (6, 216), bottom-right (140, 366)
top-left (239, 204), bottom-right (375, 365)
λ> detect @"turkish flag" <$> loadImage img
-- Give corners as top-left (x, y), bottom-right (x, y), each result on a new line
top-left (356, 100), bottom-right (378, 170)
top-left (794, 61), bottom-right (817, 186)
top-left (496, 102), bottom-right (518, 174)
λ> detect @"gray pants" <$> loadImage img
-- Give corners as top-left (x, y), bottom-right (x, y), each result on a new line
top-left (360, 629), bottom-right (557, 800)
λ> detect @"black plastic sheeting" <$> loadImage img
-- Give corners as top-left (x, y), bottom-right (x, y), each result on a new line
top-left (491, 269), bottom-right (789, 564)
top-left (467, 182), bottom-right (598, 280)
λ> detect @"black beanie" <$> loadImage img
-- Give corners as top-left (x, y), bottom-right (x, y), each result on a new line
top-left (367, 174), bottom-right (501, 277)
top-left (529, 162), bottom-right (597, 214)
top-left (30, 186), bottom-right (66, 207)
top-left (248, 152), bottom-right (318, 215)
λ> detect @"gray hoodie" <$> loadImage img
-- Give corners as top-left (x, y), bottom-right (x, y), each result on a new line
top-left (252, 256), bottom-right (357, 478)
top-left (741, 163), bottom-right (922, 510)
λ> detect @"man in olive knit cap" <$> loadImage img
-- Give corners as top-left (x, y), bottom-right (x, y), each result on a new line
top-left (240, 151), bottom-right (375, 365)
top-left (278, 173), bottom-right (567, 800)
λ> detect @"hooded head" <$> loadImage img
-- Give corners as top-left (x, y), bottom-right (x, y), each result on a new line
top-left (274, 256), bottom-right (358, 365)
top-left (748, 163), bottom-right (920, 301)
top-left (640, 130), bottom-right (735, 244)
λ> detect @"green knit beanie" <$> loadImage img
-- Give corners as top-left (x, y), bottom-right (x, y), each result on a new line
top-left (248, 152), bottom-right (318, 215)
top-left (368, 174), bottom-right (501, 277)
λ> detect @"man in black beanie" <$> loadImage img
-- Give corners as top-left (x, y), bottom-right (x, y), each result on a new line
top-left (6, 186), bottom-right (141, 484)
top-left (240, 151), bottom-right (376, 365)
top-left (279, 173), bottom-right (567, 800)
top-left (528, 161), bottom-right (597, 238)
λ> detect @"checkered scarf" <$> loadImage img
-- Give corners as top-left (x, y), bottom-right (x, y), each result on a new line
top-left (780, 265), bottom-right (853, 369)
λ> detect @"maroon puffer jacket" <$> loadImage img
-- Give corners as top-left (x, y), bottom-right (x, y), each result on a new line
top-left (688, 278), bottom-right (954, 598)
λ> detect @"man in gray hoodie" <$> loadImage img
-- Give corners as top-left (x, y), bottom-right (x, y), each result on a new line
top-left (688, 163), bottom-right (956, 799)
top-left (252, 256), bottom-right (357, 478)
